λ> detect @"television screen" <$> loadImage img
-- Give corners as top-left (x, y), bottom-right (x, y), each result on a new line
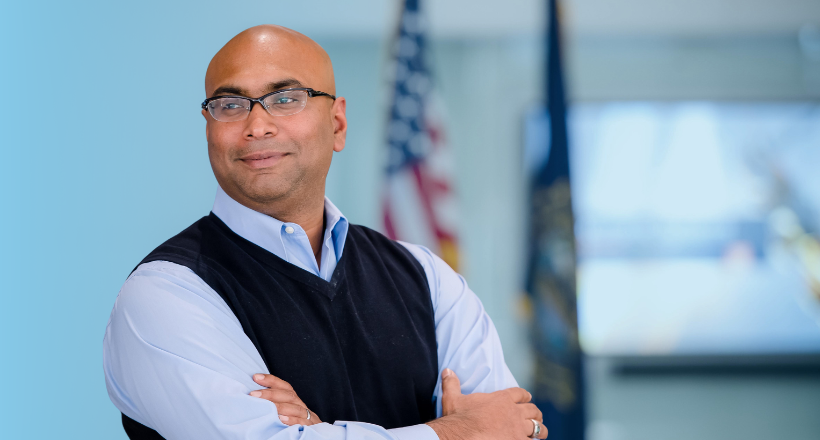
top-left (566, 102), bottom-right (820, 356)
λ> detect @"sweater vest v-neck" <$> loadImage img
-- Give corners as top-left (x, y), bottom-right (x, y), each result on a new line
top-left (121, 213), bottom-right (438, 439)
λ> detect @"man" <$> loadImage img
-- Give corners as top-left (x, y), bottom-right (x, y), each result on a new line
top-left (103, 25), bottom-right (547, 440)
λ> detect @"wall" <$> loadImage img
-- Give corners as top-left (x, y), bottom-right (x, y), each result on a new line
top-left (1, 0), bottom-right (818, 439)
top-left (0, 2), bottom-right (541, 438)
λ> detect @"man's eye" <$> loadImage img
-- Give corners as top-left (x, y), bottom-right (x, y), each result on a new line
top-left (274, 97), bottom-right (297, 105)
top-left (223, 103), bottom-right (244, 109)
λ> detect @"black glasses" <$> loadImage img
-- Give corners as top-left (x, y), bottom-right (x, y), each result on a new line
top-left (201, 88), bottom-right (336, 122)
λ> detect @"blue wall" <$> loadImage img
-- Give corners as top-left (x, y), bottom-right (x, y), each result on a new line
top-left (5, 2), bottom-right (818, 440)
top-left (2, 2), bottom-right (221, 437)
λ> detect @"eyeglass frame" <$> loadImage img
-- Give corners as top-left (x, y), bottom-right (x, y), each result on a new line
top-left (201, 87), bottom-right (337, 120)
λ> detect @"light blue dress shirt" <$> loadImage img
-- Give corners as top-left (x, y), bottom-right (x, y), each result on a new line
top-left (103, 187), bottom-right (517, 440)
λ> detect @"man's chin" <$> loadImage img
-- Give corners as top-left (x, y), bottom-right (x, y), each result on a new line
top-left (218, 169), bottom-right (305, 208)
top-left (235, 181), bottom-right (292, 206)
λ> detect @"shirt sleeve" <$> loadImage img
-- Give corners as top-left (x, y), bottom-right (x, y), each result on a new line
top-left (397, 242), bottom-right (519, 417)
top-left (103, 261), bottom-right (438, 440)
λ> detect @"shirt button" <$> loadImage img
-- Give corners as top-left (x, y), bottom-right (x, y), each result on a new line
top-left (285, 226), bottom-right (295, 234)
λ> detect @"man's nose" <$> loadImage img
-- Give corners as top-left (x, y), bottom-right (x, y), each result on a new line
top-left (244, 102), bottom-right (279, 140)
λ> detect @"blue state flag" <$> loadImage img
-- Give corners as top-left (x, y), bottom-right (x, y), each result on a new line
top-left (524, 1), bottom-right (586, 439)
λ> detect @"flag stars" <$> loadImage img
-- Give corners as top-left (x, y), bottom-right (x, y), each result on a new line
top-left (396, 36), bottom-right (419, 59)
top-left (405, 73), bottom-right (430, 96)
top-left (401, 11), bottom-right (424, 34)
top-left (397, 96), bottom-right (421, 119)
top-left (392, 61), bottom-right (410, 82)
top-left (389, 120), bottom-right (412, 142)
top-left (388, 149), bottom-right (403, 169)
top-left (408, 134), bottom-right (428, 156)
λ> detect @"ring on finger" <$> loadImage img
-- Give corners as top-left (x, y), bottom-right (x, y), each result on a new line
top-left (530, 419), bottom-right (541, 438)
top-left (306, 409), bottom-right (311, 421)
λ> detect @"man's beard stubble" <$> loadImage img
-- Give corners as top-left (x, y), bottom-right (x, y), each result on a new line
top-left (215, 139), bottom-right (326, 212)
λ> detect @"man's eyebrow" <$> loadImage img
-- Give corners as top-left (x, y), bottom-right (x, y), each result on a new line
top-left (211, 86), bottom-right (247, 97)
top-left (210, 79), bottom-right (304, 98)
top-left (264, 78), bottom-right (303, 92)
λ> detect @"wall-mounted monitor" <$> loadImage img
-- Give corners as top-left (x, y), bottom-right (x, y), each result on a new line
top-left (569, 102), bottom-right (820, 358)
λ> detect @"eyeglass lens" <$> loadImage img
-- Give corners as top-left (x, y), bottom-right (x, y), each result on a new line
top-left (207, 89), bottom-right (309, 121)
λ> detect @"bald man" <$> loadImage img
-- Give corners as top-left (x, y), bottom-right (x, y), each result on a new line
top-left (103, 25), bottom-right (547, 440)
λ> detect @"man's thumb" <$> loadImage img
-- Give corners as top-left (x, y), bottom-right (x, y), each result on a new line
top-left (441, 368), bottom-right (462, 397)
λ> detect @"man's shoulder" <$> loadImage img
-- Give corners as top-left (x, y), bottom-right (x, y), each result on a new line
top-left (346, 224), bottom-right (433, 268)
top-left (135, 215), bottom-right (214, 271)
top-left (129, 260), bottom-right (199, 282)
top-left (122, 261), bottom-right (211, 305)
top-left (343, 223), bottom-right (453, 280)
top-left (346, 224), bottom-right (425, 255)
top-left (114, 260), bottom-right (236, 330)
top-left (345, 223), bottom-right (388, 242)
top-left (112, 215), bottom-right (225, 323)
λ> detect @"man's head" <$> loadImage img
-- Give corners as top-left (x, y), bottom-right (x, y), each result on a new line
top-left (203, 25), bottom-right (347, 216)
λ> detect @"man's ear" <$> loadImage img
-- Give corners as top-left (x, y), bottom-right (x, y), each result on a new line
top-left (332, 97), bottom-right (347, 153)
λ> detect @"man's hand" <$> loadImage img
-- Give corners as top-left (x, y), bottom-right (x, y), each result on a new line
top-left (426, 369), bottom-right (548, 440)
top-left (250, 373), bottom-right (323, 426)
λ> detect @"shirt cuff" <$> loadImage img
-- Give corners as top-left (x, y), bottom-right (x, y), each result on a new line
top-left (389, 424), bottom-right (439, 440)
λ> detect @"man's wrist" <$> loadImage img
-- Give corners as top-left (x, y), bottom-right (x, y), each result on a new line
top-left (426, 415), bottom-right (476, 440)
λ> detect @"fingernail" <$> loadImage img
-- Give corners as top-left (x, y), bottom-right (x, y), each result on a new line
top-left (254, 374), bottom-right (264, 381)
top-left (528, 392), bottom-right (533, 401)
top-left (250, 391), bottom-right (262, 397)
top-left (279, 415), bottom-right (289, 422)
top-left (442, 368), bottom-right (452, 378)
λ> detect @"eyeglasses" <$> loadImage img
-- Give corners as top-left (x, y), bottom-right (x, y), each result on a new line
top-left (201, 87), bottom-right (336, 122)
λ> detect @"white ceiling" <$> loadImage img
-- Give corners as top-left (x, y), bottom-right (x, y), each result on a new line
top-left (265, 0), bottom-right (819, 38)
top-left (567, 0), bottom-right (820, 37)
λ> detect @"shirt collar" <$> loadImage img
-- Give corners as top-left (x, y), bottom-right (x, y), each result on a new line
top-left (324, 194), bottom-right (349, 263)
top-left (211, 186), bottom-right (349, 262)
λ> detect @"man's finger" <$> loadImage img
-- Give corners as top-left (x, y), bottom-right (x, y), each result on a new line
top-left (272, 401), bottom-right (311, 419)
top-left (278, 415), bottom-right (317, 427)
top-left (518, 402), bottom-right (543, 423)
top-left (537, 421), bottom-right (548, 439)
top-left (274, 403), bottom-right (321, 426)
top-left (253, 373), bottom-right (293, 390)
top-left (440, 368), bottom-right (462, 397)
top-left (501, 387), bottom-right (532, 404)
top-left (249, 388), bottom-right (305, 406)
top-left (439, 368), bottom-right (463, 416)
top-left (521, 418), bottom-right (549, 439)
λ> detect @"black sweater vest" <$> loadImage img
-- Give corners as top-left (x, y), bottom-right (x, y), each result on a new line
top-left (122, 213), bottom-right (438, 439)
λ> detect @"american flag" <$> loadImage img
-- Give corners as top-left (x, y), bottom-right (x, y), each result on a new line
top-left (382, 0), bottom-right (460, 270)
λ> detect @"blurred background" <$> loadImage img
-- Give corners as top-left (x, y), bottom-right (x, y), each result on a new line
top-left (1, 0), bottom-right (819, 439)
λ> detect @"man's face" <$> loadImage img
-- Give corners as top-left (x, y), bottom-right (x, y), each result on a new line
top-left (203, 29), bottom-right (346, 209)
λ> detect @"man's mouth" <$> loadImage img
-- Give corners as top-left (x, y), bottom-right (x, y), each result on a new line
top-left (238, 151), bottom-right (289, 169)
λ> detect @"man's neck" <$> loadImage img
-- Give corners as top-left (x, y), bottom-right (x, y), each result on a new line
top-left (264, 199), bottom-right (326, 268)
top-left (223, 186), bottom-right (328, 268)
top-left (301, 208), bottom-right (326, 269)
